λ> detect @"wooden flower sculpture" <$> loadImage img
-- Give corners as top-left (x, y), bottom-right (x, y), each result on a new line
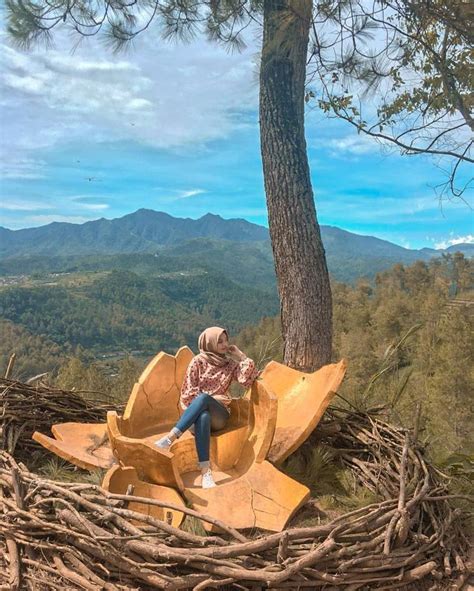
top-left (33, 347), bottom-right (346, 532)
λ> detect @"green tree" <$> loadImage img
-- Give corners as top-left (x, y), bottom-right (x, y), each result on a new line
top-left (421, 306), bottom-right (473, 457)
top-left (55, 356), bottom-right (111, 396)
top-left (238, 256), bottom-right (473, 458)
top-left (114, 356), bottom-right (144, 402)
top-left (314, 0), bottom-right (473, 197)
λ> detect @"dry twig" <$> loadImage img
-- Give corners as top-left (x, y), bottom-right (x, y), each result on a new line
top-left (1, 385), bottom-right (471, 589)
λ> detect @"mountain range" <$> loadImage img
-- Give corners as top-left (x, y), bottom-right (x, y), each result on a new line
top-left (0, 210), bottom-right (471, 376)
top-left (0, 209), bottom-right (471, 284)
top-left (0, 210), bottom-right (268, 257)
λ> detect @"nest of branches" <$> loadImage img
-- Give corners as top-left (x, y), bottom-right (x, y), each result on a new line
top-left (1, 399), bottom-right (472, 590)
top-left (0, 378), bottom-right (122, 465)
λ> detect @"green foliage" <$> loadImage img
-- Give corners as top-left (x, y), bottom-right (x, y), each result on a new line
top-left (332, 472), bottom-right (382, 511)
top-left (335, 255), bottom-right (474, 459)
top-left (0, 318), bottom-right (65, 380)
top-left (54, 354), bottom-right (144, 404)
top-left (235, 316), bottom-right (283, 370)
top-left (2, 253), bottom-right (472, 463)
top-left (180, 515), bottom-right (208, 537)
top-left (115, 356), bottom-right (143, 402)
top-left (38, 456), bottom-right (106, 484)
top-left (6, 0), bottom-right (256, 52)
top-left (236, 254), bottom-right (474, 460)
top-left (440, 453), bottom-right (474, 483)
top-left (0, 268), bottom-right (279, 378)
top-left (55, 357), bottom-right (112, 395)
top-left (311, 0), bottom-right (473, 194)
top-left (281, 445), bottom-right (346, 497)
top-left (1, 228), bottom-right (470, 287)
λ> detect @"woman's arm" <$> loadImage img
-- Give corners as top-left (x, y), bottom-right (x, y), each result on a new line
top-left (227, 345), bottom-right (247, 362)
top-left (180, 358), bottom-right (202, 407)
top-left (228, 346), bottom-right (259, 387)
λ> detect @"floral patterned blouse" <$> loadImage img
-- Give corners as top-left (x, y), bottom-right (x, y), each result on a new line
top-left (180, 355), bottom-right (259, 412)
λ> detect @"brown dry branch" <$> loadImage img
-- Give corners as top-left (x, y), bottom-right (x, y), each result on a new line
top-left (0, 403), bottom-right (472, 590)
top-left (0, 378), bottom-right (471, 589)
top-left (0, 378), bottom-right (122, 464)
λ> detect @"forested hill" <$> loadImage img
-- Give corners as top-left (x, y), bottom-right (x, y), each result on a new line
top-left (1, 209), bottom-right (472, 261)
top-left (0, 267), bottom-right (280, 375)
top-left (1, 210), bottom-right (472, 287)
top-left (0, 210), bottom-right (268, 257)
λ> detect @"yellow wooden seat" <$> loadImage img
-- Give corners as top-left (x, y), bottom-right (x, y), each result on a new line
top-left (33, 345), bottom-right (346, 531)
top-left (107, 346), bottom-right (253, 487)
top-left (174, 379), bottom-right (310, 532)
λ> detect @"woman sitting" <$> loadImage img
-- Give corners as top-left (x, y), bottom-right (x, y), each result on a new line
top-left (155, 326), bottom-right (259, 488)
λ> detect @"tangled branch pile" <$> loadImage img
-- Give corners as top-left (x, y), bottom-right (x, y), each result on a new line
top-left (0, 378), bottom-right (121, 464)
top-left (1, 405), bottom-right (472, 590)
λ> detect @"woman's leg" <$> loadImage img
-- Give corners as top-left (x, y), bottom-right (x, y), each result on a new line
top-left (174, 393), bottom-right (228, 435)
top-left (155, 394), bottom-right (229, 487)
top-left (155, 394), bottom-right (229, 466)
top-left (194, 410), bottom-right (211, 466)
top-left (155, 393), bottom-right (210, 447)
top-left (210, 404), bottom-right (230, 431)
top-left (193, 401), bottom-right (230, 468)
top-left (174, 393), bottom-right (210, 435)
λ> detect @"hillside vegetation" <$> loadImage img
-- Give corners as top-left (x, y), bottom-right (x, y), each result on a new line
top-left (237, 254), bottom-right (473, 461)
top-left (0, 267), bottom-right (279, 378)
top-left (1, 253), bottom-right (472, 463)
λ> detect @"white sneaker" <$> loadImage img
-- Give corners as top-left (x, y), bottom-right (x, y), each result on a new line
top-left (201, 469), bottom-right (217, 489)
top-left (154, 436), bottom-right (172, 450)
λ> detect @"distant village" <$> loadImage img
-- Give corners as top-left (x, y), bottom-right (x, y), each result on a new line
top-left (0, 272), bottom-right (72, 287)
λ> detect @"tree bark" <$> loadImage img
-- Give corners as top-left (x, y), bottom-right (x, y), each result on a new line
top-left (259, 0), bottom-right (332, 371)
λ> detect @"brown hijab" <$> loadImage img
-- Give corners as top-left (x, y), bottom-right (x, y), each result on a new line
top-left (197, 326), bottom-right (230, 367)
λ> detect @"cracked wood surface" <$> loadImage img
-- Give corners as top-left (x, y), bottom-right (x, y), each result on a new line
top-left (183, 461), bottom-right (310, 532)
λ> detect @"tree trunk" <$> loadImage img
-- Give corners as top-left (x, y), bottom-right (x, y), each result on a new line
top-left (259, 0), bottom-right (332, 371)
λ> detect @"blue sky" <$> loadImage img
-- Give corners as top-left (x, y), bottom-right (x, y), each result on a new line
top-left (0, 22), bottom-right (472, 250)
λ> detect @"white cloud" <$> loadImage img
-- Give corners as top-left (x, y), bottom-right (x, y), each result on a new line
top-left (0, 30), bottom-right (258, 157)
top-left (43, 54), bottom-right (140, 74)
top-left (435, 234), bottom-right (474, 249)
top-left (328, 134), bottom-right (380, 155)
top-left (175, 189), bottom-right (206, 199)
top-left (3, 72), bottom-right (49, 94)
top-left (127, 98), bottom-right (153, 110)
top-left (27, 214), bottom-right (97, 225)
top-left (0, 156), bottom-right (47, 180)
top-left (318, 194), bottom-right (440, 223)
top-left (0, 199), bottom-right (54, 211)
top-left (77, 203), bottom-right (110, 210)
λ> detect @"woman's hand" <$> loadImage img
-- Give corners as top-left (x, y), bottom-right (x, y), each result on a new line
top-left (227, 345), bottom-right (247, 361)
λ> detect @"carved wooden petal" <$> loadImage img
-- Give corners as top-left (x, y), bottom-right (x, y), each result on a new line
top-left (107, 411), bottom-right (177, 488)
top-left (32, 422), bottom-right (114, 471)
top-left (184, 461), bottom-right (310, 532)
top-left (123, 351), bottom-right (179, 437)
top-left (171, 380), bottom-right (306, 532)
top-left (102, 465), bottom-right (185, 528)
top-left (120, 347), bottom-right (194, 438)
top-left (261, 359), bottom-right (347, 465)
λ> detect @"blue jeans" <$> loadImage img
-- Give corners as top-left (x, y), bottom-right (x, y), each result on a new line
top-left (175, 393), bottom-right (230, 466)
